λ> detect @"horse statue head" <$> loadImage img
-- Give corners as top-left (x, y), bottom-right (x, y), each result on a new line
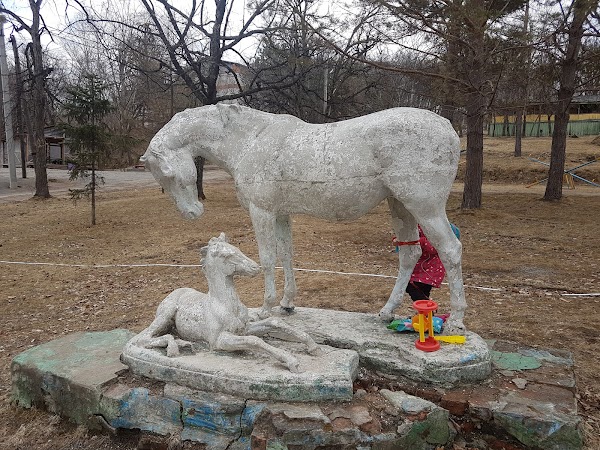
top-left (200, 233), bottom-right (261, 278)
top-left (140, 139), bottom-right (204, 220)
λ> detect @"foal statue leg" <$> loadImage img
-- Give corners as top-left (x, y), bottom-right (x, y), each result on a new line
top-left (130, 289), bottom-right (189, 356)
top-left (214, 331), bottom-right (301, 373)
top-left (246, 317), bottom-right (320, 355)
top-left (378, 198), bottom-right (421, 322)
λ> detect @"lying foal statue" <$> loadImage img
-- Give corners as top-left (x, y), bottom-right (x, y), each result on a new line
top-left (128, 233), bottom-right (320, 373)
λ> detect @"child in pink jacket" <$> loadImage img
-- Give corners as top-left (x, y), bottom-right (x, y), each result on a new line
top-left (393, 224), bottom-right (459, 301)
top-left (405, 226), bottom-right (445, 300)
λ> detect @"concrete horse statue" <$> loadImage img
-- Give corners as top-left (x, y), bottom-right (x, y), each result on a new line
top-left (129, 233), bottom-right (320, 373)
top-left (140, 104), bottom-right (466, 334)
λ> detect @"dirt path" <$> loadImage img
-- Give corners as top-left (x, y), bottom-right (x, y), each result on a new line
top-left (0, 166), bottom-right (232, 203)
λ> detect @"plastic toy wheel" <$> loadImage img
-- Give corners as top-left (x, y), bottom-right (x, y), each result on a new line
top-left (415, 336), bottom-right (440, 352)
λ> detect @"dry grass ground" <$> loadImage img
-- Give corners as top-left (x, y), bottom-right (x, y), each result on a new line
top-left (0, 136), bottom-right (599, 449)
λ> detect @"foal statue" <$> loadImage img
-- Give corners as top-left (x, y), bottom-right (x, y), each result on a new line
top-left (128, 233), bottom-right (320, 373)
top-left (141, 104), bottom-right (467, 334)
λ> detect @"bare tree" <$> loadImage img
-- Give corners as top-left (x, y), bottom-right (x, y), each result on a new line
top-left (322, 0), bottom-right (527, 208)
top-left (248, 1), bottom-right (393, 122)
top-left (544, 0), bottom-right (599, 200)
top-left (67, 0), bottom-right (303, 197)
top-left (0, 0), bottom-right (51, 198)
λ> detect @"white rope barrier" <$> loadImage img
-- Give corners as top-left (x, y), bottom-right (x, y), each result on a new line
top-left (0, 260), bottom-right (201, 268)
top-left (2, 259), bottom-right (596, 296)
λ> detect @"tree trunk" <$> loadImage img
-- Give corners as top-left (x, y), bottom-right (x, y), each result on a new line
top-left (462, 91), bottom-right (485, 209)
top-left (91, 160), bottom-right (96, 225)
top-left (544, 0), bottom-right (595, 200)
top-left (194, 156), bottom-right (206, 200)
top-left (514, 109), bottom-right (523, 157)
top-left (29, 2), bottom-right (50, 198)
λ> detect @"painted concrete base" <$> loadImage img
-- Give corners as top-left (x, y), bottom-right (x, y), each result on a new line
top-left (122, 339), bottom-right (359, 401)
top-left (11, 323), bottom-right (583, 449)
top-left (258, 307), bottom-right (491, 385)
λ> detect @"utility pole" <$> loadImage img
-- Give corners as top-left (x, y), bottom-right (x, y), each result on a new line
top-left (322, 67), bottom-right (328, 116)
top-left (10, 35), bottom-right (26, 178)
top-left (0, 15), bottom-right (17, 188)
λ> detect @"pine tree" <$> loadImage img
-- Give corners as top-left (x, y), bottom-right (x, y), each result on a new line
top-left (62, 75), bottom-right (112, 225)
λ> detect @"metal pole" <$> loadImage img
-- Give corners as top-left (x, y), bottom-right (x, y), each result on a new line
top-left (0, 16), bottom-right (17, 188)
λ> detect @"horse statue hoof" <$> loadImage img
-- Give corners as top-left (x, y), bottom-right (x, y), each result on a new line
top-left (443, 320), bottom-right (466, 336)
top-left (280, 306), bottom-right (295, 315)
top-left (257, 307), bottom-right (272, 320)
top-left (377, 309), bottom-right (394, 323)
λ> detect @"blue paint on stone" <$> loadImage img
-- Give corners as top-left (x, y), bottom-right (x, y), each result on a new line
top-left (110, 388), bottom-right (182, 435)
top-left (181, 397), bottom-right (265, 436)
top-left (240, 403), bottom-right (266, 433)
top-left (182, 400), bottom-right (237, 433)
top-left (460, 354), bottom-right (476, 363)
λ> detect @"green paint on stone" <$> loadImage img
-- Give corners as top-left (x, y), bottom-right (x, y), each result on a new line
top-left (491, 351), bottom-right (541, 371)
top-left (395, 408), bottom-right (454, 449)
top-left (494, 412), bottom-right (583, 450)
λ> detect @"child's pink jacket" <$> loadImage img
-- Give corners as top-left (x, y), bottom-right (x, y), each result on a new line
top-left (410, 226), bottom-right (446, 288)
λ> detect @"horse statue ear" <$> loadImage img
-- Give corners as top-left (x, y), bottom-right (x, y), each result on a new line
top-left (149, 150), bottom-right (175, 178)
top-left (160, 164), bottom-right (175, 178)
top-left (218, 232), bottom-right (229, 243)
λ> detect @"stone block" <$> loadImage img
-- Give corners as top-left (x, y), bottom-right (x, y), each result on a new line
top-left (440, 388), bottom-right (472, 416)
top-left (109, 387), bottom-right (182, 436)
top-left (379, 389), bottom-right (456, 448)
top-left (11, 329), bottom-right (134, 428)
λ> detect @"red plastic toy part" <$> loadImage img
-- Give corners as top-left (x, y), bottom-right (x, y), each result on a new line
top-left (413, 300), bottom-right (438, 313)
top-left (412, 300), bottom-right (441, 352)
top-left (415, 336), bottom-right (440, 352)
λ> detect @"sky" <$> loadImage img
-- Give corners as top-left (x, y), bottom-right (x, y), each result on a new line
top-left (0, 0), bottom-right (260, 62)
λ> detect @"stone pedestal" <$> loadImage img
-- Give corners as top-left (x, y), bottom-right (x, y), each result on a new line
top-left (264, 307), bottom-right (491, 385)
top-left (11, 310), bottom-right (583, 449)
top-left (122, 339), bottom-right (359, 402)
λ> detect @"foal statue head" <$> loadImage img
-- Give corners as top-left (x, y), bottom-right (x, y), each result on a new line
top-left (200, 233), bottom-right (261, 278)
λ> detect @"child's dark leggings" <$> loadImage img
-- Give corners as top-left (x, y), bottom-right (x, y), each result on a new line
top-left (406, 281), bottom-right (432, 301)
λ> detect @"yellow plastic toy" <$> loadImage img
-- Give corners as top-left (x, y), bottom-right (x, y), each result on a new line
top-left (434, 335), bottom-right (466, 344)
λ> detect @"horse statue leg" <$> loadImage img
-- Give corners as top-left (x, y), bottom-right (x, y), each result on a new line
top-left (275, 215), bottom-right (297, 314)
top-left (249, 203), bottom-right (278, 319)
top-left (214, 331), bottom-right (301, 373)
top-left (378, 198), bottom-right (421, 322)
top-left (417, 212), bottom-right (466, 335)
top-left (245, 317), bottom-right (320, 355)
